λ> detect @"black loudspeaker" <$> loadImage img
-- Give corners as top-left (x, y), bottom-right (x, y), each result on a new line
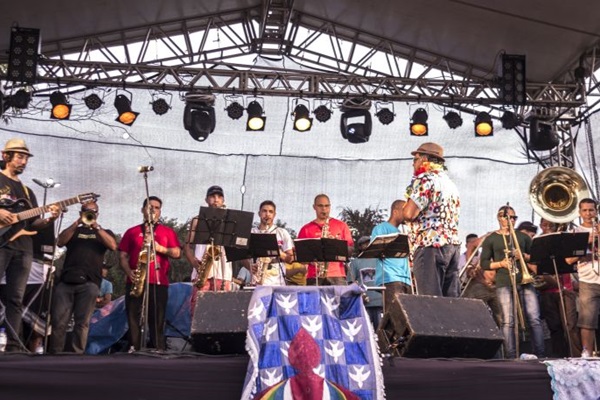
top-left (190, 290), bottom-right (252, 355)
top-left (378, 294), bottom-right (504, 359)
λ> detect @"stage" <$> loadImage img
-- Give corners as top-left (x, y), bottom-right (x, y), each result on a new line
top-left (0, 352), bottom-right (556, 400)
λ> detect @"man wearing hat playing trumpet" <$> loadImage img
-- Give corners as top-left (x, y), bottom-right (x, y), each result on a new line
top-left (402, 142), bottom-right (461, 297)
top-left (0, 138), bottom-right (60, 352)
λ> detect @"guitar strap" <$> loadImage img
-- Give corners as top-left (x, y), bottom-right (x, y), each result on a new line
top-left (20, 182), bottom-right (30, 201)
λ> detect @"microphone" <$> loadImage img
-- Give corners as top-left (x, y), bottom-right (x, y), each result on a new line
top-left (138, 166), bottom-right (154, 173)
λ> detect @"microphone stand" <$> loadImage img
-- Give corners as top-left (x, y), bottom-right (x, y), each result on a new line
top-left (139, 170), bottom-right (159, 351)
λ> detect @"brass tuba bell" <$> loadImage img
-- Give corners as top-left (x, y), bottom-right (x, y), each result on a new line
top-left (529, 166), bottom-right (590, 224)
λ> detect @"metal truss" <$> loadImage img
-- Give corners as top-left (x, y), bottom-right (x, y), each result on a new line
top-left (0, 5), bottom-right (586, 110)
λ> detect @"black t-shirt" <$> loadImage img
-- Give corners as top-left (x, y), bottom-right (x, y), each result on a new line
top-left (0, 173), bottom-right (39, 253)
top-left (62, 226), bottom-right (115, 288)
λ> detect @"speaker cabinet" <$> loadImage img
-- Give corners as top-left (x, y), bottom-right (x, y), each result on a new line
top-left (378, 294), bottom-right (503, 359)
top-left (190, 290), bottom-right (252, 355)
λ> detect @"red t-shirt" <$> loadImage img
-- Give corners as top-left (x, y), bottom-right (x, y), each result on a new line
top-left (118, 224), bottom-right (181, 286)
top-left (297, 218), bottom-right (354, 278)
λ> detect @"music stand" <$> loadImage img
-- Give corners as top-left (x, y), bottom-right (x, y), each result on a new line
top-left (225, 233), bottom-right (279, 261)
top-left (294, 238), bottom-right (349, 286)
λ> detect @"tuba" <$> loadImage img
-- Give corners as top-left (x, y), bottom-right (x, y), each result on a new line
top-left (194, 245), bottom-right (221, 289)
top-left (530, 166), bottom-right (590, 224)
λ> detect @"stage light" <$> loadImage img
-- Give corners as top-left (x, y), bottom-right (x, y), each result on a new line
top-left (150, 92), bottom-right (172, 116)
top-left (183, 101), bottom-right (216, 142)
top-left (114, 93), bottom-right (139, 126)
top-left (528, 118), bottom-right (558, 151)
top-left (500, 54), bottom-right (526, 105)
top-left (49, 91), bottom-right (72, 120)
top-left (314, 104), bottom-right (332, 123)
top-left (84, 94), bottom-right (103, 110)
top-left (474, 112), bottom-right (493, 136)
top-left (340, 109), bottom-right (372, 143)
top-left (410, 108), bottom-right (428, 136)
top-left (375, 102), bottom-right (395, 125)
top-left (443, 111), bottom-right (463, 129)
top-left (7, 27), bottom-right (40, 83)
top-left (246, 100), bottom-right (266, 131)
top-left (9, 89), bottom-right (31, 109)
top-left (225, 102), bottom-right (244, 120)
top-left (292, 104), bottom-right (313, 132)
top-left (500, 111), bottom-right (520, 129)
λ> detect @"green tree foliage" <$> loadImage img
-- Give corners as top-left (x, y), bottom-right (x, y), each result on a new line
top-left (339, 206), bottom-right (386, 254)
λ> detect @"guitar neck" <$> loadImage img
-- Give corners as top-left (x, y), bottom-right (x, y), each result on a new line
top-left (17, 196), bottom-right (82, 221)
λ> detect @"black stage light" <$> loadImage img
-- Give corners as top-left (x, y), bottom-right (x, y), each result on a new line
top-left (7, 27), bottom-right (40, 83)
top-left (50, 91), bottom-right (72, 120)
top-left (246, 101), bottom-right (266, 131)
top-left (292, 104), bottom-right (313, 132)
top-left (528, 118), bottom-right (558, 151)
top-left (500, 111), bottom-right (520, 129)
top-left (314, 105), bottom-right (332, 123)
top-left (225, 101), bottom-right (244, 120)
top-left (184, 102), bottom-right (216, 141)
top-left (500, 54), bottom-right (526, 105)
top-left (376, 107), bottom-right (395, 125)
top-left (340, 109), bottom-right (372, 143)
top-left (443, 111), bottom-right (463, 129)
top-left (151, 98), bottom-right (170, 116)
top-left (114, 94), bottom-right (139, 126)
top-left (410, 108), bottom-right (428, 136)
top-left (9, 89), bottom-right (31, 109)
top-left (474, 112), bottom-right (493, 137)
top-left (84, 94), bottom-right (103, 110)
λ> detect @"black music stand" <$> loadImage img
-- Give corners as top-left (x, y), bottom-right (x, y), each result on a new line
top-left (357, 233), bottom-right (409, 259)
top-left (530, 232), bottom-right (589, 275)
top-left (225, 233), bottom-right (279, 262)
top-left (294, 238), bottom-right (349, 286)
top-left (192, 207), bottom-right (253, 248)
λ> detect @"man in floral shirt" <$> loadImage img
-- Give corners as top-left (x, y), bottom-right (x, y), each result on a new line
top-left (402, 142), bottom-right (461, 297)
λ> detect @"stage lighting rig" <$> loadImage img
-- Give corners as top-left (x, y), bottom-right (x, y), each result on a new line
top-left (114, 90), bottom-right (139, 126)
top-left (292, 99), bottom-right (313, 132)
top-left (184, 93), bottom-right (216, 141)
top-left (410, 108), bottom-right (428, 136)
top-left (246, 99), bottom-right (266, 131)
top-left (340, 98), bottom-right (372, 143)
top-left (49, 91), bottom-right (72, 120)
top-left (443, 111), bottom-right (463, 129)
top-left (474, 112), bottom-right (493, 136)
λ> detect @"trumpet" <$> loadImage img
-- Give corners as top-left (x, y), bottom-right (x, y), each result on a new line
top-left (81, 210), bottom-right (97, 226)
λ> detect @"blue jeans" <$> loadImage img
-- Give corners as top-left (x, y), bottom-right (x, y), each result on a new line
top-left (0, 248), bottom-right (32, 350)
top-left (496, 283), bottom-right (545, 358)
top-left (49, 281), bottom-right (99, 353)
top-left (412, 245), bottom-right (460, 297)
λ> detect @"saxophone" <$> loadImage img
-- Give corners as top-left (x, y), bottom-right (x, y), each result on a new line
top-left (253, 257), bottom-right (273, 285)
top-left (194, 245), bottom-right (221, 289)
top-left (317, 218), bottom-right (331, 278)
top-left (130, 245), bottom-right (149, 298)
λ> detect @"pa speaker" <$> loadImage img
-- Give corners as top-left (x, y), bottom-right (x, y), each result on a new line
top-left (378, 294), bottom-right (503, 359)
top-left (191, 290), bottom-right (252, 355)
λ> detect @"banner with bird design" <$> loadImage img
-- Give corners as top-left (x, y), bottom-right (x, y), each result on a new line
top-left (241, 284), bottom-right (384, 400)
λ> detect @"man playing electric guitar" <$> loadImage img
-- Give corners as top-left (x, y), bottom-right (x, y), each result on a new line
top-left (0, 138), bottom-right (60, 352)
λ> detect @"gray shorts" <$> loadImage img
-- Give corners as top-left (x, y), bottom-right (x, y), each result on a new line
top-left (577, 281), bottom-right (600, 329)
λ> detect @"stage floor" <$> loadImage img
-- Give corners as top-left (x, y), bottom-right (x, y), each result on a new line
top-left (0, 352), bottom-right (554, 400)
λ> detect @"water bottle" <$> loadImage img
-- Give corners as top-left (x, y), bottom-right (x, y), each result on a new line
top-left (0, 327), bottom-right (7, 352)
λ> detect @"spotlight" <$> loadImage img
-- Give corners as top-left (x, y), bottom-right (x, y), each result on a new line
top-left (375, 102), bottom-right (395, 125)
top-left (225, 102), bottom-right (244, 120)
top-left (340, 109), bottom-right (372, 143)
top-left (84, 94), bottom-right (103, 110)
top-left (184, 101), bottom-right (216, 142)
top-left (443, 111), bottom-right (463, 129)
top-left (7, 27), bottom-right (40, 83)
top-left (500, 54), bottom-right (526, 105)
top-left (9, 89), bottom-right (31, 109)
top-left (151, 98), bottom-right (170, 115)
top-left (313, 105), bottom-right (332, 123)
top-left (292, 104), bottom-right (313, 132)
top-left (474, 112), bottom-right (493, 136)
top-left (410, 108), bottom-right (428, 136)
top-left (500, 111), bottom-right (520, 129)
top-left (246, 100), bottom-right (266, 131)
top-left (114, 93), bottom-right (139, 126)
top-left (49, 91), bottom-right (72, 120)
top-left (528, 118), bottom-right (558, 151)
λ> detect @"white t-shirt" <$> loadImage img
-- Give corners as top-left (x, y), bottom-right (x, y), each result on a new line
top-left (574, 225), bottom-right (600, 285)
top-left (251, 225), bottom-right (294, 286)
top-left (192, 244), bottom-right (232, 281)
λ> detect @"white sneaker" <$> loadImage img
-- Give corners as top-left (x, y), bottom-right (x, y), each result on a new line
top-left (128, 346), bottom-right (136, 354)
top-left (581, 349), bottom-right (591, 358)
top-left (35, 346), bottom-right (44, 355)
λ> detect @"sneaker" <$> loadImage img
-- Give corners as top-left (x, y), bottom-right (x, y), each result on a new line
top-left (128, 346), bottom-right (136, 354)
top-left (581, 349), bottom-right (591, 358)
top-left (35, 346), bottom-right (44, 355)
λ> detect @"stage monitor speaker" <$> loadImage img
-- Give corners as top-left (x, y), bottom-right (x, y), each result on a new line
top-left (378, 294), bottom-right (504, 359)
top-left (191, 290), bottom-right (252, 355)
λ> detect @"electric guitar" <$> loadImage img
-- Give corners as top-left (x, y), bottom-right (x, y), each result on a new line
top-left (0, 192), bottom-right (99, 247)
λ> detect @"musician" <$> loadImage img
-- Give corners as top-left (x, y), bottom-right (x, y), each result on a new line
top-left (0, 138), bottom-right (59, 352)
top-left (183, 185), bottom-right (233, 292)
top-left (536, 217), bottom-right (581, 357)
top-left (480, 205), bottom-right (545, 359)
top-left (48, 201), bottom-right (117, 354)
top-left (119, 196), bottom-right (181, 351)
top-left (248, 200), bottom-right (295, 286)
top-left (371, 199), bottom-right (411, 311)
top-left (402, 142), bottom-right (461, 297)
top-left (516, 221), bottom-right (538, 238)
top-left (571, 198), bottom-right (600, 357)
top-left (298, 194), bottom-right (354, 286)
top-left (458, 233), bottom-right (501, 327)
